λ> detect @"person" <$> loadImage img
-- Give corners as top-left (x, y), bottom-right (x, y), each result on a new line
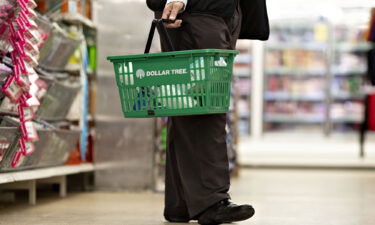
top-left (147, 0), bottom-right (260, 224)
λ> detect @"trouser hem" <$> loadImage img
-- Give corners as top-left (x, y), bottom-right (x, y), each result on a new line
top-left (188, 193), bottom-right (230, 218)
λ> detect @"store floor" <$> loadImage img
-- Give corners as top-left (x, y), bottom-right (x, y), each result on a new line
top-left (1, 168), bottom-right (375, 225)
top-left (239, 132), bottom-right (375, 167)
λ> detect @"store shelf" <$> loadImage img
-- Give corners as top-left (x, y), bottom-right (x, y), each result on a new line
top-left (234, 54), bottom-right (252, 64)
top-left (234, 73), bottom-right (251, 78)
top-left (267, 43), bottom-right (327, 51)
top-left (233, 67), bottom-right (251, 76)
top-left (265, 93), bottom-right (325, 101)
top-left (52, 13), bottom-right (97, 29)
top-left (239, 114), bottom-right (250, 120)
top-left (264, 115), bottom-right (324, 123)
top-left (332, 117), bottom-right (362, 123)
top-left (334, 42), bottom-right (372, 52)
top-left (332, 93), bottom-right (365, 100)
top-left (332, 68), bottom-right (367, 76)
top-left (266, 68), bottom-right (326, 76)
top-left (0, 164), bottom-right (94, 185)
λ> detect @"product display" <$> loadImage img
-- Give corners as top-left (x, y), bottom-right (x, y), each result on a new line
top-left (264, 18), bottom-right (371, 133)
top-left (233, 40), bottom-right (252, 135)
top-left (0, 0), bottom-right (96, 170)
top-left (0, 0), bottom-right (43, 167)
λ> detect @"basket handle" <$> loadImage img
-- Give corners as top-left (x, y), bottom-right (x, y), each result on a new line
top-left (144, 19), bottom-right (198, 53)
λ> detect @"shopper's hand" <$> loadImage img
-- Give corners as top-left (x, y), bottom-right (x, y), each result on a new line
top-left (162, 2), bottom-right (184, 28)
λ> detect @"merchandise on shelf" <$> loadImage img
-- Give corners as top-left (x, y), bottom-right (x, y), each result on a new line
top-left (0, 0), bottom-right (44, 168)
top-left (332, 24), bottom-right (369, 129)
top-left (35, 0), bottom-right (92, 19)
top-left (265, 17), bottom-right (371, 133)
top-left (0, 0), bottom-right (88, 170)
top-left (266, 76), bottom-right (325, 99)
top-left (233, 40), bottom-right (252, 136)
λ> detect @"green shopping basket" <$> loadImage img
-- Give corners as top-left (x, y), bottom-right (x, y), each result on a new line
top-left (107, 19), bottom-right (238, 118)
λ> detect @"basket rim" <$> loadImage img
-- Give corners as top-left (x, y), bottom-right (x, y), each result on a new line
top-left (107, 49), bottom-right (239, 62)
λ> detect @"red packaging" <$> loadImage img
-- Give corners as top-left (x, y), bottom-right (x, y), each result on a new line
top-left (19, 92), bottom-right (32, 105)
top-left (23, 52), bottom-right (38, 68)
top-left (16, 55), bottom-right (27, 74)
top-left (24, 39), bottom-right (39, 57)
top-left (15, 16), bottom-right (27, 32)
top-left (24, 28), bottom-right (40, 45)
top-left (9, 23), bottom-right (25, 44)
top-left (20, 121), bottom-right (39, 141)
top-left (19, 138), bottom-right (36, 156)
top-left (19, 10), bottom-right (33, 28)
top-left (17, 0), bottom-right (29, 13)
top-left (11, 150), bottom-right (23, 168)
top-left (26, 0), bottom-right (37, 9)
top-left (10, 37), bottom-right (26, 57)
top-left (25, 8), bottom-right (37, 20)
top-left (18, 104), bottom-right (34, 122)
top-left (2, 75), bottom-right (23, 103)
top-left (14, 64), bottom-right (31, 87)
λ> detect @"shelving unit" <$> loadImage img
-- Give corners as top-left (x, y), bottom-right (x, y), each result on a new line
top-left (0, 0), bottom-right (97, 182)
top-left (0, 164), bottom-right (94, 204)
top-left (262, 18), bottom-right (371, 135)
top-left (330, 25), bottom-right (371, 132)
top-left (233, 40), bottom-right (252, 135)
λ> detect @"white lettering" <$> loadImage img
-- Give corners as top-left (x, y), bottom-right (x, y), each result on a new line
top-left (143, 68), bottom-right (187, 77)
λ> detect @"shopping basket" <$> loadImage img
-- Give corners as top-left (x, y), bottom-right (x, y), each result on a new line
top-left (107, 19), bottom-right (238, 118)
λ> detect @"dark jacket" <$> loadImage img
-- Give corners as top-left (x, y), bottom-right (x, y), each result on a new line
top-left (146, 0), bottom-right (269, 40)
top-left (146, 0), bottom-right (235, 18)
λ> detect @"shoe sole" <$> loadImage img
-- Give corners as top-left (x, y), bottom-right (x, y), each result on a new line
top-left (198, 206), bottom-right (255, 225)
top-left (165, 218), bottom-right (190, 223)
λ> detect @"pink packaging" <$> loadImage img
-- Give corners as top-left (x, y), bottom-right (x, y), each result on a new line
top-left (17, 0), bottom-right (29, 13)
top-left (10, 37), bottom-right (26, 57)
top-left (24, 28), bottom-right (41, 45)
top-left (2, 75), bottom-right (23, 103)
top-left (25, 8), bottom-right (37, 20)
top-left (26, 0), bottom-right (37, 9)
top-left (11, 150), bottom-right (23, 168)
top-left (20, 121), bottom-right (39, 141)
top-left (19, 138), bottom-right (36, 156)
top-left (23, 52), bottom-right (38, 68)
top-left (15, 55), bottom-right (27, 74)
top-left (9, 23), bottom-right (25, 44)
top-left (24, 39), bottom-right (39, 57)
top-left (15, 16), bottom-right (27, 32)
top-left (14, 64), bottom-right (31, 87)
top-left (19, 10), bottom-right (32, 28)
top-left (19, 92), bottom-right (32, 104)
top-left (18, 103), bottom-right (34, 122)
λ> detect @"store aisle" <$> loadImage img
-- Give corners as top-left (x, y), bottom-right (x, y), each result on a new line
top-left (1, 169), bottom-right (375, 225)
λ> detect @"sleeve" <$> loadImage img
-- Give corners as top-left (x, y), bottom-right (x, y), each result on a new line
top-left (166, 0), bottom-right (187, 11)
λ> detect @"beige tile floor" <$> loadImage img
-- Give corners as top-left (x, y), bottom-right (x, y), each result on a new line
top-left (1, 168), bottom-right (375, 225)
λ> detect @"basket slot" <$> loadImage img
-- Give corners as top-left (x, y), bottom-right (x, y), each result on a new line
top-left (176, 84), bottom-right (182, 109)
top-left (171, 84), bottom-right (177, 110)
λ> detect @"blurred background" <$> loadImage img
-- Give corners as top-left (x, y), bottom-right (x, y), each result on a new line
top-left (0, 0), bottom-right (375, 224)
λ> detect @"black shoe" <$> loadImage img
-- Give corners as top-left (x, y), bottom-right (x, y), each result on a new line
top-left (198, 199), bottom-right (255, 225)
top-left (164, 215), bottom-right (190, 223)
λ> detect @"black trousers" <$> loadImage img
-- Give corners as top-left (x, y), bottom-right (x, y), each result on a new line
top-left (156, 4), bottom-right (242, 218)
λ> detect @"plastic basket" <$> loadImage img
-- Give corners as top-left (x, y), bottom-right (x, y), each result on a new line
top-left (36, 77), bottom-right (81, 121)
top-left (108, 49), bottom-right (237, 118)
